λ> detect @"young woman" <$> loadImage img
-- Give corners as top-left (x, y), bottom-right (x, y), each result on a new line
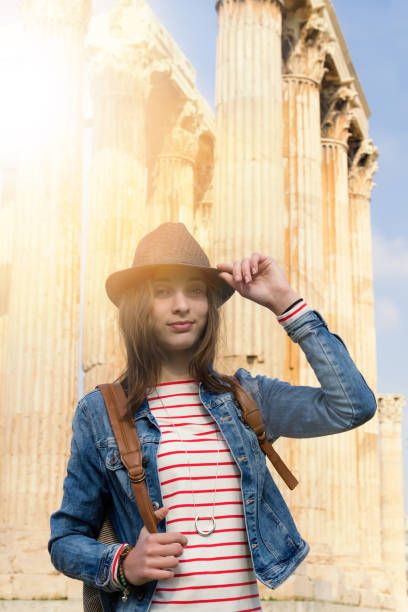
top-left (49, 222), bottom-right (377, 612)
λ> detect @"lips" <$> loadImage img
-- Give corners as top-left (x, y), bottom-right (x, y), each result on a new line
top-left (169, 322), bottom-right (193, 331)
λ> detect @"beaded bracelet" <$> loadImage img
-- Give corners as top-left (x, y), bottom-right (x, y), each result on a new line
top-left (117, 544), bottom-right (134, 602)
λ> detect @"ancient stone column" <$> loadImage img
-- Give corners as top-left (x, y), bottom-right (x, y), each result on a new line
top-left (314, 83), bottom-right (366, 577)
top-left (0, 0), bottom-right (91, 599)
top-left (377, 395), bottom-right (408, 610)
top-left (282, 6), bottom-right (330, 386)
top-left (348, 142), bottom-right (383, 591)
top-left (321, 83), bottom-right (358, 346)
top-left (82, 42), bottom-right (150, 395)
top-left (146, 96), bottom-right (200, 231)
top-left (276, 8), bottom-right (333, 585)
top-left (349, 139), bottom-right (379, 392)
top-left (213, 0), bottom-right (286, 377)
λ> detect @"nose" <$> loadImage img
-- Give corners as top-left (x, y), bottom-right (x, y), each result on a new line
top-left (171, 288), bottom-right (190, 313)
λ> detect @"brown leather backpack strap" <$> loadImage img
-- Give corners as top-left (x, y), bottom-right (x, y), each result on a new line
top-left (97, 383), bottom-right (158, 533)
top-left (229, 376), bottom-right (299, 490)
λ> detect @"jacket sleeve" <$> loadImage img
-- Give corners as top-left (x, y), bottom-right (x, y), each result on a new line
top-left (48, 397), bottom-right (122, 592)
top-left (251, 309), bottom-right (377, 441)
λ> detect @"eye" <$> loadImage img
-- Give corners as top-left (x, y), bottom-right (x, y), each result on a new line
top-left (154, 287), bottom-right (170, 296)
top-left (190, 286), bottom-right (206, 295)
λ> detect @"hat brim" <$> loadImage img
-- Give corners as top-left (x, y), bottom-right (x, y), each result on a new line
top-left (105, 263), bottom-right (235, 308)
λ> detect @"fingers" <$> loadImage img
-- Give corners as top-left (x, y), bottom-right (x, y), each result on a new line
top-left (140, 568), bottom-right (178, 582)
top-left (148, 554), bottom-right (180, 569)
top-left (217, 253), bottom-right (263, 284)
top-left (154, 506), bottom-right (169, 523)
top-left (146, 540), bottom-right (186, 558)
top-left (149, 531), bottom-right (188, 547)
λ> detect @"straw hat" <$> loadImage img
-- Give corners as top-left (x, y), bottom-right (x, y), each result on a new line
top-left (105, 222), bottom-right (235, 308)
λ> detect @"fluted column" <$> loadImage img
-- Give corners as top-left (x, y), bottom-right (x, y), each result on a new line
top-left (194, 133), bottom-right (215, 256)
top-left (282, 6), bottom-right (330, 385)
top-left (147, 99), bottom-right (200, 230)
top-left (346, 141), bottom-right (384, 597)
top-left (213, 0), bottom-right (285, 376)
top-left (277, 7), bottom-right (332, 580)
top-left (377, 395), bottom-right (408, 610)
top-left (82, 43), bottom-right (150, 395)
top-left (349, 139), bottom-right (379, 392)
top-left (321, 83), bottom-right (358, 345)
top-left (0, 0), bottom-right (91, 599)
top-left (315, 83), bottom-right (365, 575)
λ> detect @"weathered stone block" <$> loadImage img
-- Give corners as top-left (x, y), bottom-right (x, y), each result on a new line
top-left (267, 577), bottom-right (296, 600)
top-left (380, 593), bottom-right (398, 611)
top-left (66, 577), bottom-right (82, 599)
top-left (12, 551), bottom-right (56, 576)
top-left (0, 555), bottom-right (11, 576)
top-left (0, 574), bottom-right (13, 599)
top-left (337, 585), bottom-right (361, 606)
top-left (313, 578), bottom-right (332, 601)
top-left (292, 574), bottom-right (314, 599)
top-left (11, 574), bottom-right (67, 600)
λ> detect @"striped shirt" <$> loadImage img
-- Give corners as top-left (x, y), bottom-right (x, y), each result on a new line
top-left (146, 380), bottom-right (262, 611)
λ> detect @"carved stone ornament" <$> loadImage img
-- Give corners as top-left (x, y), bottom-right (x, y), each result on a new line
top-left (215, 0), bottom-right (284, 12)
top-left (161, 99), bottom-right (203, 161)
top-left (348, 139), bottom-right (379, 199)
top-left (88, 41), bottom-right (153, 99)
top-left (377, 395), bottom-right (406, 425)
top-left (321, 83), bottom-right (359, 142)
top-left (21, 0), bottom-right (92, 30)
top-left (283, 6), bottom-right (332, 84)
top-left (195, 134), bottom-right (215, 205)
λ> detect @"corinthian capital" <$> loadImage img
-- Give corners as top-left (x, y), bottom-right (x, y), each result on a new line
top-left (377, 395), bottom-right (406, 425)
top-left (89, 41), bottom-right (151, 100)
top-left (349, 139), bottom-right (379, 199)
top-left (321, 83), bottom-right (359, 142)
top-left (21, 0), bottom-right (92, 31)
top-left (283, 7), bottom-right (332, 84)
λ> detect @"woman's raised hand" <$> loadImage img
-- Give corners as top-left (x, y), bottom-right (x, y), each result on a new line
top-left (122, 506), bottom-right (187, 586)
top-left (216, 253), bottom-right (301, 315)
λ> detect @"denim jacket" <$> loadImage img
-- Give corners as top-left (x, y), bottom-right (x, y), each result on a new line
top-left (48, 309), bottom-right (377, 612)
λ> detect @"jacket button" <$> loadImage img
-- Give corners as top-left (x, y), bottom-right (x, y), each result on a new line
top-left (142, 455), bottom-right (149, 467)
top-left (152, 501), bottom-right (160, 510)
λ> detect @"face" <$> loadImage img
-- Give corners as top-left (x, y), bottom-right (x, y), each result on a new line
top-left (149, 265), bottom-right (209, 358)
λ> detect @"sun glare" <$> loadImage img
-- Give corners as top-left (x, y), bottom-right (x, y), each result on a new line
top-left (1, 24), bottom-right (76, 160)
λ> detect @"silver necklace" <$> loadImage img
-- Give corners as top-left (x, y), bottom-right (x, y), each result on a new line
top-left (152, 384), bottom-right (221, 537)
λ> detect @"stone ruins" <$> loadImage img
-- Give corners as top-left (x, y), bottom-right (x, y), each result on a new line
top-left (0, 0), bottom-right (406, 610)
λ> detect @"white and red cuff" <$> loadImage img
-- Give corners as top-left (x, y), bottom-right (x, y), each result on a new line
top-left (276, 298), bottom-right (310, 328)
top-left (111, 543), bottom-right (128, 588)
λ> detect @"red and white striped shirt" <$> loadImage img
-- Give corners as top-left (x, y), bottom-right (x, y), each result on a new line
top-left (146, 380), bottom-right (262, 612)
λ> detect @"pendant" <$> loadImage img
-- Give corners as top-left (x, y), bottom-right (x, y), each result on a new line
top-left (195, 515), bottom-right (216, 536)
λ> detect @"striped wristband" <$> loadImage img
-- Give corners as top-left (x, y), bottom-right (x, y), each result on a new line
top-left (112, 543), bottom-right (128, 588)
top-left (276, 298), bottom-right (310, 327)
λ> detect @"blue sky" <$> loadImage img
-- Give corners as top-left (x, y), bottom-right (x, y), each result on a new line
top-left (2, 1), bottom-right (407, 510)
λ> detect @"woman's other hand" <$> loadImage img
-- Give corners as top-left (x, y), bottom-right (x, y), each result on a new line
top-left (122, 506), bottom-right (187, 586)
top-left (216, 253), bottom-right (301, 315)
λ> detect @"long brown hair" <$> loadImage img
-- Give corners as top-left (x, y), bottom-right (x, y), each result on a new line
top-left (115, 271), bottom-right (234, 415)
